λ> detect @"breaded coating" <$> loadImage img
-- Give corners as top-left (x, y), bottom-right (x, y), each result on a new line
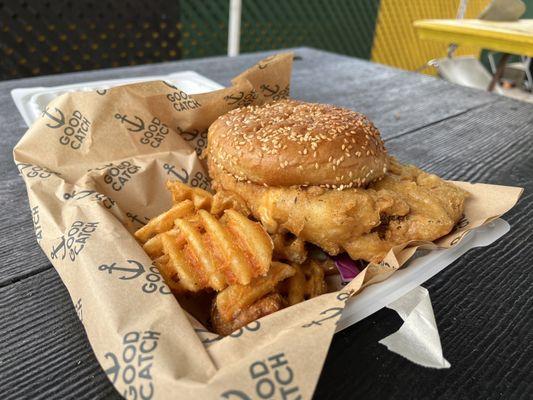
top-left (212, 158), bottom-right (468, 263)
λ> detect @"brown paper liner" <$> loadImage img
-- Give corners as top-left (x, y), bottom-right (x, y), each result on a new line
top-left (13, 53), bottom-right (522, 399)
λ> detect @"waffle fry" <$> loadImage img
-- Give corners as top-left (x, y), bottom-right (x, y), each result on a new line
top-left (156, 210), bottom-right (273, 291)
top-left (142, 228), bottom-right (180, 258)
top-left (212, 293), bottom-right (284, 336)
top-left (134, 200), bottom-right (195, 243)
top-left (153, 254), bottom-right (187, 293)
top-left (136, 181), bottom-right (329, 334)
top-left (211, 190), bottom-right (250, 217)
top-left (307, 247), bottom-right (339, 276)
top-left (135, 182), bottom-right (274, 292)
top-left (272, 233), bottom-right (307, 264)
top-left (136, 181), bottom-right (248, 259)
top-left (167, 180), bottom-right (249, 217)
top-left (314, 257), bottom-right (338, 276)
top-left (213, 261), bottom-right (295, 323)
top-left (167, 180), bottom-right (213, 210)
top-left (286, 260), bottom-right (327, 306)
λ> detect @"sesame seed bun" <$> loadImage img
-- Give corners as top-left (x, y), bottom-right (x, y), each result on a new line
top-left (207, 99), bottom-right (389, 188)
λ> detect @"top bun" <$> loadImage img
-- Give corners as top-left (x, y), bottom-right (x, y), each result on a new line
top-left (207, 99), bottom-right (389, 188)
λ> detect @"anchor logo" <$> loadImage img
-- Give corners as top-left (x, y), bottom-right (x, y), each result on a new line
top-left (162, 81), bottom-right (178, 90)
top-left (98, 259), bottom-right (146, 280)
top-left (114, 112), bottom-right (145, 132)
top-left (163, 163), bottom-right (189, 184)
top-left (302, 307), bottom-right (344, 328)
top-left (126, 212), bottom-right (149, 226)
top-left (194, 328), bottom-right (224, 345)
top-left (42, 107), bottom-right (65, 129)
top-left (176, 126), bottom-right (199, 141)
top-left (257, 55), bottom-right (276, 69)
top-left (260, 84), bottom-right (279, 97)
top-left (220, 390), bottom-right (252, 400)
top-left (103, 352), bottom-right (120, 384)
top-left (224, 92), bottom-right (244, 105)
top-left (50, 236), bottom-right (67, 260)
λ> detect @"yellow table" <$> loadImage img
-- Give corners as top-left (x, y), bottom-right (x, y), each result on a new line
top-left (414, 19), bottom-right (533, 90)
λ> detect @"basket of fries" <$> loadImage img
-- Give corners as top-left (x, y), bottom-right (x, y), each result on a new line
top-left (14, 53), bottom-right (521, 399)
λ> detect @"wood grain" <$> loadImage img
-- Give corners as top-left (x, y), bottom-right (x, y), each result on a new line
top-left (0, 48), bottom-right (531, 399)
top-left (0, 268), bottom-right (120, 399)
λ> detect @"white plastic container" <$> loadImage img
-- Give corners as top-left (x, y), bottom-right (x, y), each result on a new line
top-left (11, 71), bottom-right (224, 127)
top-left (337, 218), bottom-right (509, 332)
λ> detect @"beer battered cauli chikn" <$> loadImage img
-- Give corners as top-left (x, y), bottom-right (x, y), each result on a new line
top-left (136, 99), bottom-right (468, 335)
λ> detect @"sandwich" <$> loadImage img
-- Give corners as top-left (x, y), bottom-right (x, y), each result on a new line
top-left (137, 99), bottom-right (469, 335)
top-left (207, 99), bottom-right (468, 263)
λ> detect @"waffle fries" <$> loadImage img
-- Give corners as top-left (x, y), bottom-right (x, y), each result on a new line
top-left (285, 260), bottom-right (328, 306)
top-left (167, 180), bottom-right (250, 217)
top-left (210, 259), bottom-right (329, 335)
top-left (136, 181), bottom-right (333, 335)
top-left (134, 200), bottom-right (195, 243)
top-left (211, 262), bottom-right (295, 335)
top-left (212, 293), bottom-right (284, 336)
top-left (272, 233), bottom-right (307, 264)
top-left (167, 181), bottom-right (213, 211)
top-left (210, 190), bottom-right (251, 217)
top-left (135, 182), bottom-right (274, 292)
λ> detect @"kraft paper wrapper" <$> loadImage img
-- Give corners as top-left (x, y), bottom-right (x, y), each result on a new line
top-left (13, 53), bottom-right (523, 400)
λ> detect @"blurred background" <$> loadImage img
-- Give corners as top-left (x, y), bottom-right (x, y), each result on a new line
top-left (1, 0), bottom-right (532, 97)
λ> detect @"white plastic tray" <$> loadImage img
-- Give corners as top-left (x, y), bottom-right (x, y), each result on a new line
top-left (336, 218), bottom-right (510, 332)
top-left (11, 71), bottom-right (224, 127)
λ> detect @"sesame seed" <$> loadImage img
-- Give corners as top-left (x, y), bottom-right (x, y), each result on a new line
top-left (214, 99), bottom-right (384, 185)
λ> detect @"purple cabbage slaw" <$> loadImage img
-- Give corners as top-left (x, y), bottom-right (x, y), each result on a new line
top-left (333, 254), bottom-right (363, 283)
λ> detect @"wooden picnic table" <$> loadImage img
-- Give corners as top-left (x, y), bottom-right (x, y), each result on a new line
top-left (414, 19), bottom-right (533, 91)
top-left (0, 48), bottom-right (531, 399)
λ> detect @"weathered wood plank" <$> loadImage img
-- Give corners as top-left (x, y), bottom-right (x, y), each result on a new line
top-left (0, 268), bottom-right (120, 399)
top-left (386, 96), bottom-right (533, 186)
